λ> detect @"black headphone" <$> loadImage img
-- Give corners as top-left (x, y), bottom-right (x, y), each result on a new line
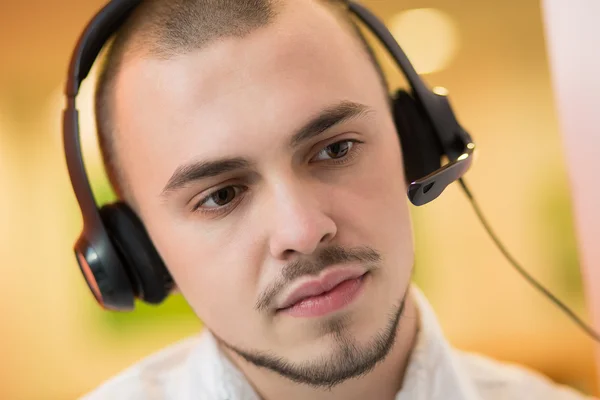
top-left (63, 0), bottom-right (476, 312)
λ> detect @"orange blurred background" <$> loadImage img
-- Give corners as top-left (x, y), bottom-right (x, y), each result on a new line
top-left (0, 0), bottom-right (598, 398)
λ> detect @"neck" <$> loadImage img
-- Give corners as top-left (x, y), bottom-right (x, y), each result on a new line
top-left (221, 290), bottom-right (420, 400)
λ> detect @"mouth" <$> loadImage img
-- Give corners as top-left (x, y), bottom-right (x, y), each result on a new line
top-left (277, 271), bottom-right (370, 318)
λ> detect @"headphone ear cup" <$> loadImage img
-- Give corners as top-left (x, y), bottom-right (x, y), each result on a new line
top-left (392, 89), bottom-right (444, 183)
top-left (99, 202), bottom-right (173, 305)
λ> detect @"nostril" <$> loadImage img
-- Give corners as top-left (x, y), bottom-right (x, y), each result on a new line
top-left (320, 232), bottom-right (333, 243)
top-left (282, 249), bottom-right (296, 258)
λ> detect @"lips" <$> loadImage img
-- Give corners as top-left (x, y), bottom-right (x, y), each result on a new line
top-left (277, 267), bottom-right (368, 311)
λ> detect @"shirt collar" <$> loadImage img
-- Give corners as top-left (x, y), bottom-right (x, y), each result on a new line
top-left (395, 286), bottom-right (479, 400)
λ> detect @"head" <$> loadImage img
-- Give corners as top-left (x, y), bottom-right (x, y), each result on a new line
top-left (96, 0), bottom-right (414, 388)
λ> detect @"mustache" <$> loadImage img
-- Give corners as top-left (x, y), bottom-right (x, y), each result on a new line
top-left (255, 245), bottom-right (382, 312)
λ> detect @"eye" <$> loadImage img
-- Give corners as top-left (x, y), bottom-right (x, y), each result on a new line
top-left (312, 140), bottom-right (358, 162)
top-left (197, 186), bottom-right (244, 210)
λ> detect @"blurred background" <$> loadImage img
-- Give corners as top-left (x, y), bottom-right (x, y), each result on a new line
top-left (0, 0), bottom-right (598, 398)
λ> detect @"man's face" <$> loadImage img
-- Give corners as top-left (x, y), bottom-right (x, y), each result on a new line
top-left (114, 0), bottom-right (414, 386)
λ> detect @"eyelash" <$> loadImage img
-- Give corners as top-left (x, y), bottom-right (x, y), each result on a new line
top-left (192, 139), bottom-right (363, 216)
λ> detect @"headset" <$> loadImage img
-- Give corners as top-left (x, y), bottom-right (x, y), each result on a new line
top-left (63, 0), bottom-right (599, 343)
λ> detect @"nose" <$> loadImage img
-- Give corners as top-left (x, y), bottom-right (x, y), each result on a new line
top-left (267, 180), bottom-right (337, 260)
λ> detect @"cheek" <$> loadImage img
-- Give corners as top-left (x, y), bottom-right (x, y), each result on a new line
top-left (332, 128), bottom-right (413, 267)
top-left (343, 169), bottom-right (411, 248)
top-left (145, 212), bottom-right (262, 327)
top-left (371, 132), bottom-right (414, 252)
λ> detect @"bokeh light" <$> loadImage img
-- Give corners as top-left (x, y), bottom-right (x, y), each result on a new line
top-left (388, 8), bottom-right (460, 74)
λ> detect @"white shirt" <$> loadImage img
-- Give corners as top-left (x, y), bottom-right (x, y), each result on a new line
top-left (82, 287), bottom-right (595, 399)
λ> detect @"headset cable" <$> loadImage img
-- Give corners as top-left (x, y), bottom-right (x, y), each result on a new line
top-left (458, 177), bottom-right (600, 343)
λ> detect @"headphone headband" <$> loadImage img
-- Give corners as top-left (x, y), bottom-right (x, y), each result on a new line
top-left (66, 0), bottom-right (141, 98)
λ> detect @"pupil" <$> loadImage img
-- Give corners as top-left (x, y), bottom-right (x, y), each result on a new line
top-left (214, 188), bottom-right (234, 205)
top-left (327, 142), bottom-right (349, 158)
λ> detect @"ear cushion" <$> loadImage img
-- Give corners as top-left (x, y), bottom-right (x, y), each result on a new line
top-left (392, 89), bottom-right (444, 183)
top-left (99, 202), bottom-right (173, 304)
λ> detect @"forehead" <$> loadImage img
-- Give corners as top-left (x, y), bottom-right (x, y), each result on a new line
top-left (113, 0), bottom-right (385, 197)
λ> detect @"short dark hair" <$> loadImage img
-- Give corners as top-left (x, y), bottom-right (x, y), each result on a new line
top-left (95, 0), bottom-right (388, 202)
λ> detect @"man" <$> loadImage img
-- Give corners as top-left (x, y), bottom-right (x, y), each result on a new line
top-left (81, 0), bottom-right (593, 398)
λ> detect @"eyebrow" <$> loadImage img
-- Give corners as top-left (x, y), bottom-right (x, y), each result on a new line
top-left (161, 158), bottom-right (251, 197)
top-left (160, 100), bottom-right (373, 197)
top-left (289, 100), bottom-right (373, 148)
